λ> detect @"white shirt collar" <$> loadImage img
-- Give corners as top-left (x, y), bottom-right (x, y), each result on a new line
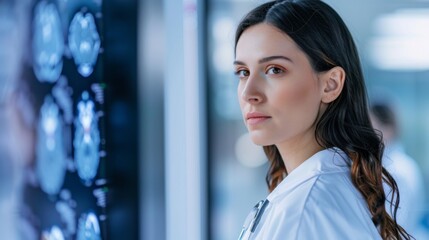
top-left (266, 147), bottom-right (350, 202)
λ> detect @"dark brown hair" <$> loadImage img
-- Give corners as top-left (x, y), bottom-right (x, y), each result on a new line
top-left (235, 0), bottom-right (412, 239)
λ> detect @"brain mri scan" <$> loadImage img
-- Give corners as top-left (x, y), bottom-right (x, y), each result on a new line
top-left (68, 11), bottom-right (100, 77)
top-left (74, 91), bottom-right (100, 185)
top-left (36, 96), bottom-right (67, 195)
top-left (32, 1), bottom-right (64, 83)
top-left (77, 212), bottom-right (101, 240)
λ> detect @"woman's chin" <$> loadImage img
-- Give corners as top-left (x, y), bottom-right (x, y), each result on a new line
top-left (249, 133), bottom-right (273, 146)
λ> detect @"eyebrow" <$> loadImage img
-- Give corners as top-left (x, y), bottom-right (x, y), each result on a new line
top-left (233, 55), bottom-right (293, 65)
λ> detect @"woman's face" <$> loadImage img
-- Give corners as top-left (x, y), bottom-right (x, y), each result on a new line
top-left (235, 23), bottom-right (324, 146)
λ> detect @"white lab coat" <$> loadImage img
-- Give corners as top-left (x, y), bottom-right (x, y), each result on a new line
top-left (239, 148), bottom-right (382, 240)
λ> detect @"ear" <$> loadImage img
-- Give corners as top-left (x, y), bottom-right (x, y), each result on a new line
top-left (320, 66), bottom-right (345, 103)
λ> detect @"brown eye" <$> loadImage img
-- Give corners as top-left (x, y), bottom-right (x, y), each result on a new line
top-left (266, 66), bottom-right (284, 75)
top-left (235, 69), bottom-right (250, 78)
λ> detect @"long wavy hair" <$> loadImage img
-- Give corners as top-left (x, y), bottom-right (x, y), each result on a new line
top-left (235, 1), bottom-right (411, 239)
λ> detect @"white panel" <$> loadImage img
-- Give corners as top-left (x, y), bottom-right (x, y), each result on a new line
top-left (164, 0), bottom-right (206, 239)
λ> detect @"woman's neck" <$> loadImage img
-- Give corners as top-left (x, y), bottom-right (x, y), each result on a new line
top-left (276, 131), bottom-right (323, 174)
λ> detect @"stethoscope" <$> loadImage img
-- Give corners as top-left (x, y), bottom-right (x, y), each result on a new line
top-left (238, 199), bottom-right (270, 240)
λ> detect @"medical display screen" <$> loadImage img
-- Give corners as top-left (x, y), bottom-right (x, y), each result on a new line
top-left (23, 0), bottom-right (107, 239)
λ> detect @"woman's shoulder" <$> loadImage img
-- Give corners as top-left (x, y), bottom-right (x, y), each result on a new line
top-left (261, 173), bottom-right (381, 239)
top-left (272, 169), bottom-right (360, 213)
top-left (267, 173), bottom-right (381, 239)
top-left (305, 172), bottom-right (368, 213)
top-left (299, 175), bottom-right (381, 238)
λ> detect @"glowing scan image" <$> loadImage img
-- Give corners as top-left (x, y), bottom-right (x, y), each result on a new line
top-left (53, 77), bottom-right (74, 124)
top-left (77, 212), bottom-right (101, 240)
top-left (56, 189), bottom-right (77, 236)
top-left (32, 1), bottom-right (64, 83)
top-left (68, 11), bottom-right (100, 77)
top-left (36, 96), bottom-right (66, 195)
top-left (74, 91), bottom-right (100, 184)
top-left (42, 226), bottom-right (65, 240)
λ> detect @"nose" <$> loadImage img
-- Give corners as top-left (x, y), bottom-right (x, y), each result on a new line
top-left (241, 74), bottom-right (264, 104)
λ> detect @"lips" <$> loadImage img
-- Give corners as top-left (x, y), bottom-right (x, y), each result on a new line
top-left (246, 112), bottom-right (271, 125)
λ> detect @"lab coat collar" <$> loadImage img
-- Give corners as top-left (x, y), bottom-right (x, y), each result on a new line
top-left (266, 147), bottom-right (350, 202)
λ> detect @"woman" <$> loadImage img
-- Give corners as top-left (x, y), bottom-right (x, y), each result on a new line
top-left (234, 0), bottom-right (412, 239)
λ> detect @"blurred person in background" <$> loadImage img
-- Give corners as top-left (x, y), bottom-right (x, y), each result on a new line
top-left (234, 0), bottom-right (411, 239)
top-left (370, 101), bottom-right (428, 239)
